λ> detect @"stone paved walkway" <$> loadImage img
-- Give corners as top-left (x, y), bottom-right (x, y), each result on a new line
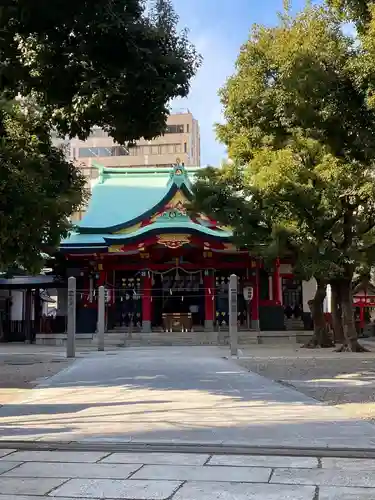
top-left (1, 448), bottom-right (375, 499)
top-left (0, 347), bottom-right (375, 448)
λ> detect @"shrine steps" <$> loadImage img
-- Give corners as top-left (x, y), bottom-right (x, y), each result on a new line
top-left (91, 330), bottom-right (259, 348)
top-left (285, 317), bottom-right (305, 331)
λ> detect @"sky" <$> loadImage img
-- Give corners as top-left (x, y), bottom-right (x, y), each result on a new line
top-left (170, 0), bottom-right (308, 166)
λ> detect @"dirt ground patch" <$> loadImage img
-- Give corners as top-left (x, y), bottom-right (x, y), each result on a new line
top-left (0, 346), bottom-right (73, 404)
top-left (235, 343), bottom-right (375, 422)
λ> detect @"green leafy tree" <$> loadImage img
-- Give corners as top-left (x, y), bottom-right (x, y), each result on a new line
top-left (0, 99), bottom-right (86, 272)
top-left (327, 0), bottom-right (372, 31)
top-left (191, 7), bottom-right (375, 351)
top-left (0, 0), bottom-right (201, 143)
top-left (0, 0), bottom-right (200, 272)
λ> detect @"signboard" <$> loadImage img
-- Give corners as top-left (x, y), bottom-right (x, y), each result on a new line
top-left (229, 286), bottom-right (237, 327)
top-left (68, 289), bottom-right (75, 309)
top-left (243, 286), bottom-right (253, 301)
top-left (228, 274), bottom-right (238, 356)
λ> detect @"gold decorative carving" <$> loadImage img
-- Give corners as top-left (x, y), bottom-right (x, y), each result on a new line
top-left (108, 243), bottom-right (144, 253)
top-left (217, 223), bottom-right (232, 231)
top-left (157, 234), bottom-right (191, 249)
top-left (108, 245), bottom-right (123, 253)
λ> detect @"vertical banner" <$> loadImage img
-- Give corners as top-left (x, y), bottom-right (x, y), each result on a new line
top-left (67, 277), bottom-right (76, 358)
top-left (98, 286), bottom-right (105, 351)
top-left (229, 274), bottom-right (238, 356)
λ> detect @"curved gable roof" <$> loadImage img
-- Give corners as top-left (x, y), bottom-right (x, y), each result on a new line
top-left (61, 164), bottom-right (235, 251)
top-left (77, 164), bottom-right (198, 233)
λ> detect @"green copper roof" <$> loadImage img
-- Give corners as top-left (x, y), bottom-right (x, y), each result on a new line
top-left (62, 164), bottom-right (233, 250)
top-left (77, 163), bottom-right (200, 231)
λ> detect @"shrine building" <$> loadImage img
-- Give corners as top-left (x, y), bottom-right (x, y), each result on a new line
top-left (58, 163), bottom-right (316, 336)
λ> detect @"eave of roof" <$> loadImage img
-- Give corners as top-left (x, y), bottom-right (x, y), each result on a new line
top-left (103, 222), bottom-right (232, 245)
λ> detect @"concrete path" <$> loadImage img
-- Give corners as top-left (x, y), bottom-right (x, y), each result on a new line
top-left (1, 347), bottom-right (375, 448)
top-left (1, 448), bottom-right (375, 499)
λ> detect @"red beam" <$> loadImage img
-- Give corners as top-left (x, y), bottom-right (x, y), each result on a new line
top-left (102, 261), bottom-right (249, 271)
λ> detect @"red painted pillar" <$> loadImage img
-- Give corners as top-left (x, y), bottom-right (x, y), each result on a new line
top-left (359, 305), bottom-right (365, 330)
top-left (204, 272), bottom-right (215, 330)
top-left (273, 258), bottom-right (281, 304)
top-left (251, 264), bottom-right (260, 330)
top-left (142, 273), bottom-right (152, 333)
top-left (97, 270), bottom-right (106, 287)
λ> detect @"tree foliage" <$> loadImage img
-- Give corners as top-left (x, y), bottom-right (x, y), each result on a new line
top-left (0, 0), bottom-right (200, 273)
top-left (0, 100), bottom-right (86, 273)
top-left (191, 7), bottom-right (375, 350)
top-left (327, 0), bottom-right (372, 31)
top-left (0, 0), bottom-right (201, 143)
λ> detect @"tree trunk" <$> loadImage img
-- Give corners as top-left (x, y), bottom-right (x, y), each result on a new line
top-left (336, 279), bottom-right (369, 352)
top-left (330, 281), bottom-right (344, 344)
top-left (303, 279), bottom-right (333, 348)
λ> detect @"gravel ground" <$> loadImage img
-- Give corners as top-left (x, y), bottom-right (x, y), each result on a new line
top-left (235, 343), bottom-right (375, 422)
top-left (0, 345), bottom-right (73, 405)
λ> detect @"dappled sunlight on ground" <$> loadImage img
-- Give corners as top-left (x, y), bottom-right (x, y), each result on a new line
top-left (0, 347), bottom-right (374, 447)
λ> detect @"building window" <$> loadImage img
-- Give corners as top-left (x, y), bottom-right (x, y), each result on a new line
top-left (186, 124), bottom-right (190, 133)
top-left (78, 146), bottom-right (129, 157)
top-left (184, 142), bottom-right (187, 153)
top-left (165, 124), bottom-right (184, 134)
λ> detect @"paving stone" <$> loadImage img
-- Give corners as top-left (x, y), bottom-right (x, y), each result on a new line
top-left (271, 468), bottom-right (375, 487)
top-left (0, 477), bottom-right (66, 495)
top-left (49, 478), bottom-right (182, 499)
top-left (0, 461), bottom-right (22, 474)
top-left (322, 458), bottom-right (375, 470)
top-left (101, 452), bottom-right (209, 466)
top-left (208, 454), bottom-right (318, 468)
top-left (319, 487), bottom-right (375, 499)
top-left (4, 450), bottom-right (108, 463)
top-left (173, 481), bottom-right (316, 500)
top-left (4, 461), bottom-right (142, 479)
top-left (0, 449), bottom-right (16, 459)
top-left (0, 497), bottom-right (79, 500)
top-left (132, 464), bottom-right (271, 483)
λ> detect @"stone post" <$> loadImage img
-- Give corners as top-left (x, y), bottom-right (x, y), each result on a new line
top-left (97, 286), bottom-right (105, 351)
top-left (66, 277), bottom-right (76, 358)
top-left (229, 274), bottom-right (238, 356)
top-left (142, 273), bottom-right (152, 333)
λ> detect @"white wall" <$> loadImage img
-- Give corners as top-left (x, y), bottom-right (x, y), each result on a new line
top-left (280, 264), bottom-right (292, 274)
top-left (11, 290), bottom-right (24, 321)
top-left (324, 284), bottom-right (332, 313)
top-left (302, 278), bottom-right (317, 313)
